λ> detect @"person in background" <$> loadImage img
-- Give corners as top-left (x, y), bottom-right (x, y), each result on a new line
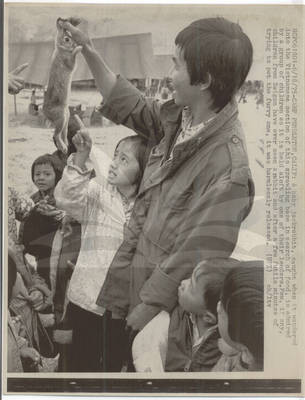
top-left (30, 89), bottom-right (37, 105)
top-left (29, 89), bottom-right (39, 116)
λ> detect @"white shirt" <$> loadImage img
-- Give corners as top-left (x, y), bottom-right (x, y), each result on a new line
top-left (170, 107), bottom-right (215, 158)
top-left (54, 147), bottom-right (132, 315)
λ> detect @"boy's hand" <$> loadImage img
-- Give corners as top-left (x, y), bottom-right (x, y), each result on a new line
top-left (126, 303), bottom-right (160, 332)
top-left (73, 114), bottom-right (92, 154)
top-left (20, 347), bottom-right (41, 366)
top-left (72, 130), bottom-right (92, 154)
top-left (36, 200), bottom-right (64, 220)
top-left (62, 17), bottom-right (92, 48)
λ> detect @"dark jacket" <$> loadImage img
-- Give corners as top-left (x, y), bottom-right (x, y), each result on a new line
top-left (165, 305), bottom-right (221, 372)
top-left (97, 76), bottom-right (254, 318)
top-left (21, 191), bottom-right (61, 288)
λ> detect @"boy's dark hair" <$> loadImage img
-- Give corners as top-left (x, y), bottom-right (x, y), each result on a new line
top-left (8, 254), bottom-right (17, 303)
top-left (221, 263), bottom-right (264, 364)
top-left (175, 17), bottom-right (253, 110)
top-left (195, 258), bottom-right (240, 316)
top-left (31, 153), bottom-right (63, 185)
top-left (115, 135), bottom-right (148, 189)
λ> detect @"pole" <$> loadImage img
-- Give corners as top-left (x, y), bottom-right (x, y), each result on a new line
top-left (14, 94), bottom-right (17, 116)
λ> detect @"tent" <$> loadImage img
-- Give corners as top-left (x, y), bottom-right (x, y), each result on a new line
top-left (9, 32), bottom-right (154, 86)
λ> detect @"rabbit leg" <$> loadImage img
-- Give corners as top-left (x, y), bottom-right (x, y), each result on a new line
top-left (53, 110), bottom-right (69, 154)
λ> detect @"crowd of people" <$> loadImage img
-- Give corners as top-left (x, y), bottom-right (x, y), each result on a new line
top-left (7, 16), bottom-right (264, 373)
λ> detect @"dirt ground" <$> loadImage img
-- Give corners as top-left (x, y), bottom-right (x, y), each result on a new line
top-left (6, 88), bottom-right (265, 260)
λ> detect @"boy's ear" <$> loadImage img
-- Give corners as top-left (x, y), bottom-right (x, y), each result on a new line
top-left (200, 73), bottom-right (212, 91)
top-left (203, 310), bottom-right (217, 325)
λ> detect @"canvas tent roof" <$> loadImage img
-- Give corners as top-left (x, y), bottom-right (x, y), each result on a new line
top-left (9, 32), bottom-right (154, 86)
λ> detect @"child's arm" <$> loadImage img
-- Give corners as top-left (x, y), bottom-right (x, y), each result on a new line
top-left (71, 128), bottom-right (92, 170)
top-left (54, 129), bottom-right (95, 224)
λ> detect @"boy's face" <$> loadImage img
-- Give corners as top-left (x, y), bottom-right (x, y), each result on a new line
top-left (33, 163), bottom-right (56, 192)
top-left (171, 46), bottom-right (202, 107)
top-left (178, 270), bottom-right (206, 315)
top-left (108, 140), bottom-right (140, 189)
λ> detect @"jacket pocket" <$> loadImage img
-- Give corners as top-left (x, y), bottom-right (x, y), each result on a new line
top-left (143, 187), bottom-right (193, 255)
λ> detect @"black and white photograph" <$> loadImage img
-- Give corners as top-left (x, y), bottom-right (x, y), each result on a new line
top-left (2, 1), bottom-right (304, 397)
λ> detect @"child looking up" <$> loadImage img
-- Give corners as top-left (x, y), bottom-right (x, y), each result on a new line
top-left (132, 258), bottom-right (238, 372)
top-left (54, 122), bottom-right (147, 372)
top-left (166, 258), bottom-right (240, 372)
top-left (214, 263), bottom-right (264, 371)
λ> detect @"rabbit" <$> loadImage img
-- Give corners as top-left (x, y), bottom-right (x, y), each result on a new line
top-left (43, 18), bottom-right (82, 154)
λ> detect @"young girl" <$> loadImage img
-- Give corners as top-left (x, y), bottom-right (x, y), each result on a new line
top-left (21, 154), bottom-right (65, 289)
top-left (54, 122), bottom-right (147, 372)
top-left (214, 263), bottom-right (264, 371)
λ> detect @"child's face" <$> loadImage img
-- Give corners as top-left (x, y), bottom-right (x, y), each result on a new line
top-left (33, 163), bottom-right (56, 192)
top-left (108, 141), bottom-right (140, 190)
top-left (171, 46), bottom-right (202, 107)
top-left (178, 269), bottom-right (206, 315)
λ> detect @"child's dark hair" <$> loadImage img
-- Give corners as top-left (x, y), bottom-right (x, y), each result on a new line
top-left (115, 135), bottom-right (148, 188)
top-left (195, 258), bottom-right (240, 316)
top-left (31, 153), bottom-right (63, 185)
top-left (175, 17), bottom-right (253, 110)
top-left (8, 253), bottom-right (17, 303)
top-left (220, 263), bottom-right (264, 365)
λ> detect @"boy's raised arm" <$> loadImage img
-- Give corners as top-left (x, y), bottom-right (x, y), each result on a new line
top-left (63, 18), bottom-right (164, 145)
top-left (62, 18), bottom-right (117, 103)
